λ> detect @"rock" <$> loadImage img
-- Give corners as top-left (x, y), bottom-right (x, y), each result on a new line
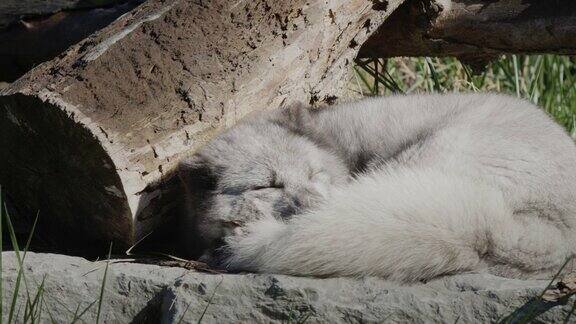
top-left (2, 252), bottom-right (574, 323)
top-left (2, 251), bottom-right (181, 323)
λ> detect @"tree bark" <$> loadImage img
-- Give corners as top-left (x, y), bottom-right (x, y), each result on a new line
top-left (359, 0), bottom-right (576, 64)
top-left (0, 0), bottom-right (403, 255)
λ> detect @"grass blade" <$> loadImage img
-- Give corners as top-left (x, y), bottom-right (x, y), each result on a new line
top-left (177, 302), bottom-right (192, 324)
top-left (353, 67), bottom-right (365, 96)
top-left (538, 257), bottom-right (572, 300)
top-left (499, 257), bottom-right (573, 323)
top-left (24, 273), bottom-right (46, 323)
top-left (382, 68), bottom-right (404, 94)
top-left (373, 59), bottom-right (379, 94)
top-left (96, 243), bottom-right (113, 324)
top-left (71, 300), bottom-right (98, 324)
top-left (354, 66), bottom-right (376, 96)
top-left (356, 58), bottom-right (406, 95)
top-left (5, 202), bottom-right (26, 324)
top-left (196, 276), bottom-right (224, 324)
top-left (72, 303), bottom-right (82, 322)
top-left (512, 55), bottom-right (521, 97)
top-left (529, 56), bottom-right (544, 102)
top-left (426, 58), bottom-right (442, 93)
top-left (41, 297), bottom-right (57, 324)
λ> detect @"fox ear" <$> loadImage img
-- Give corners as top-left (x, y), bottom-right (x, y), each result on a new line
top-left (273, 101), bottom-right (313, 131)
top-left (178, 154), bottom-right (217, 192)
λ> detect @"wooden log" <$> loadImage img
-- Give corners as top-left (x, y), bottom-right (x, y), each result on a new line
top-left (0, 1), bottom-right (141, 82)
top-left (0, 0), bottom-right (125, 29)
top-left (359, 0), bottom-right (576, 63)
top-left (0, 0), bottom-right (403, 255)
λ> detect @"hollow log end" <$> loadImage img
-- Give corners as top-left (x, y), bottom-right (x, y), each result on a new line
top-left (0, 93), bottom-right (133, 256)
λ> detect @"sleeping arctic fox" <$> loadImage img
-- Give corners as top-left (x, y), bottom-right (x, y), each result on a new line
top-left (178, 93), bottom-right (576, 282)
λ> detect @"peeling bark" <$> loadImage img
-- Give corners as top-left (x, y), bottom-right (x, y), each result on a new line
top-left (0, 0), bottom-right (403, 255)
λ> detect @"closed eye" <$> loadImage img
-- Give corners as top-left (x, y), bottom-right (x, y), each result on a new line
top-left (251, 172), bottom-right (285, 191)
top-left (252, 183), bottom-right (284, 190)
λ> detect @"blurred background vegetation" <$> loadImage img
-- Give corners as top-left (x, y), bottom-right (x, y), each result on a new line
top-left (353, 55), bottom-right (576, 139)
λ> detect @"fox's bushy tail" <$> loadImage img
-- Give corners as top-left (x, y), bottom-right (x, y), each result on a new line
top-left (224, 167), bottom-right (571, 282)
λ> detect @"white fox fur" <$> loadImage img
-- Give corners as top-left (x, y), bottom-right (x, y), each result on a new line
top-left (178, 93), bottom-right (576, 282)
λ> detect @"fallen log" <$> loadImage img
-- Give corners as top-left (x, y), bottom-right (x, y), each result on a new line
top-left (0, 1), bottom-right (141, 81)
top-left (0, 0), bottom-right (125, 29)
top-left (0, 0), bottom-right (402, 255)
top-left (359, 0), bottom-right (576, 65)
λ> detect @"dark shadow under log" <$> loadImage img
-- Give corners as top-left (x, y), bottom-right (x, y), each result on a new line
top-left (0, 94), bottom-right (133, 255)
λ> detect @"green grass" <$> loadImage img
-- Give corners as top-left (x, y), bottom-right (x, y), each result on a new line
top-left (2, 187), bottom-right (47, 324)
top-left (0, 186), bottom-right (112, 323)
top-left (354, 55), bottom-right (576, 138)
